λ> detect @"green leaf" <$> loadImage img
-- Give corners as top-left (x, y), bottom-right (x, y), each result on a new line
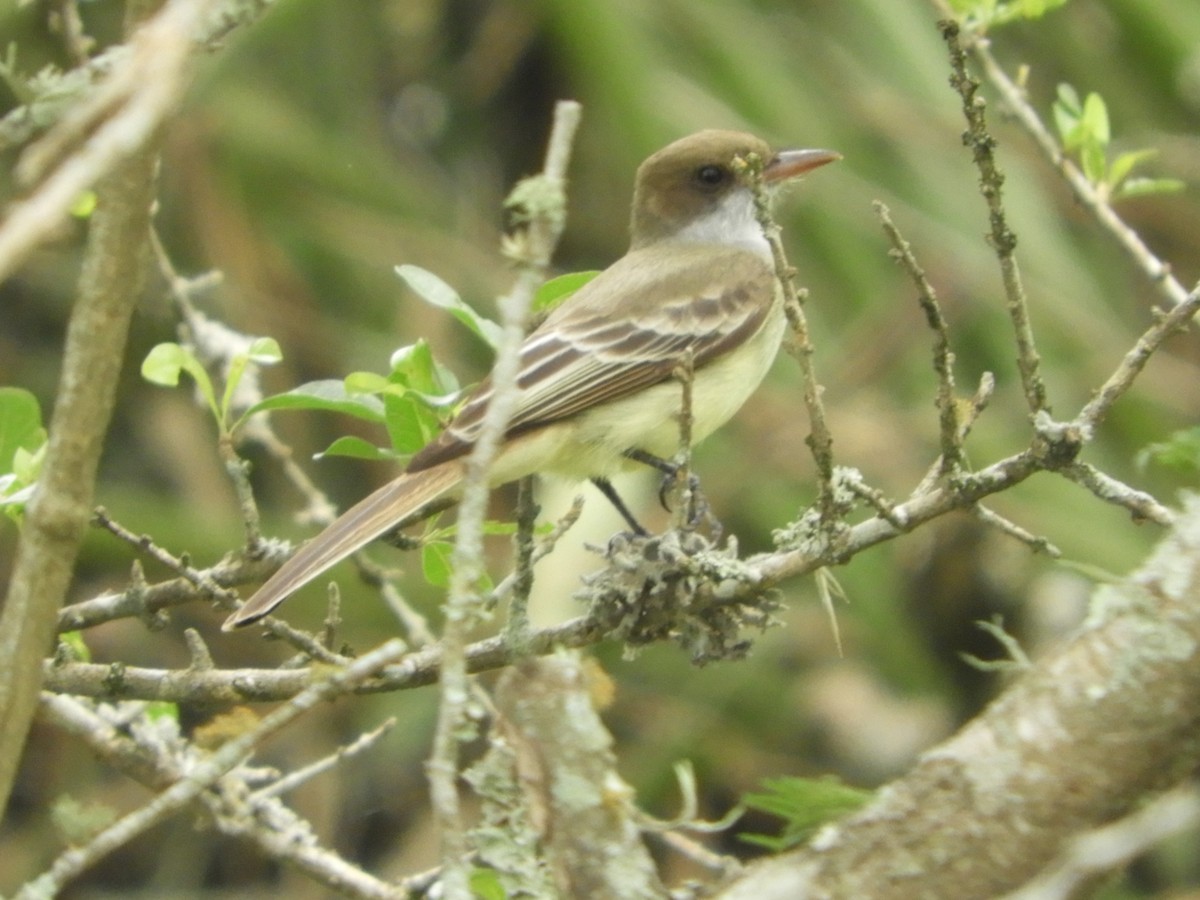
top-left (396, 264), bottom-right (504, 349)
top-left (533, 270), bottom-right (600, 315)
top-left (344, 371), bottom-right (392, 395)
top-left (69, 191), bottom-right (96, 219)
top-left (1053, 84), bottom-right (1083, 148)
top-left (141, 343), bottom-right (220, 421)
top-left (221, 337), bottom-right (283, 425)
top-left (246, 336), bottom-right (283, 364)
top-left (1115, 176), bottom-right (1186, 200)
top-left (469, 868), bottom-right (508, 900)
top-left (390, 340), bottom-right (458, 401)
top-left (1081, 140), bottom-right (1107, 186)
top-left (1107, 148), bottom-right (1158, 188)
top-left (58, 630), bottom-right (91, 663)
top-left (383, 392), bottom-right (442, 454)
top-left (0, 386), bottom-right (45, 473)
top-left (140, 342), bottom-right (189, 387)
top-left (1015, 0), bottom-right (1068, 20)
top-left (247, 380), bottom-right (386, 423)
top-left (1136, 427), bottom-right (1200, 473)
top-left (314, 435), bottom-right (398, 461)
top-left (380, 341), bottom-right (460, 454)
top-left (12, 442), bottom-right (45, 485)
top-left (422, 540), bottom-right (454, 587)
top-left (1056, 83), bottom-right (1082, 116)
top-left (1081, 91), bottom-right (1110, 146)
top-left (740, 776), bottom-right (871, 850)
top-left (144, 701), bottom-right (180, 722)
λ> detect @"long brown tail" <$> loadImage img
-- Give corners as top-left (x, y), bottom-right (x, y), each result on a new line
top-left (223, 462), bottom-right (463, 629)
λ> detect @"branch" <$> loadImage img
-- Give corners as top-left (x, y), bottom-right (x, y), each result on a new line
top-left (941, 19), bottom-right (1047, 414)
top-left (1002, 783), bottom-right (1200, 900)
top-left (42, 611), bottom-right (616, 703)
top-left (932, 2), bottom-right (1192, 310)
top-left (875, 201), bottom-right (964, 473)
top-left (0, 0), bottom-right (226, 283)
top-left (428, 99), bottom-right (581, 895)
top-left (737, 152), bottom-right (837, 523)
top-left (20, 638), bottom-right (412, 897)
top-left (0, 0), bottom-right (279, 153)
top-left (718, 495), bottom-right (1200, 900)
top-left (0, 0), bottom-right (207, 817)
top-left (1072, 283), bottom-right (1200, 435)
top-left (490, 653), bottom-right (666, 898)
top-left (56, 545), bottom-right (286, 632)
top-left (37, 694), bottom-right (405, 898)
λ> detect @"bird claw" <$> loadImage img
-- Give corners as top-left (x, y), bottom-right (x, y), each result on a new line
top-left (658, 468), bottom-right (720, 537)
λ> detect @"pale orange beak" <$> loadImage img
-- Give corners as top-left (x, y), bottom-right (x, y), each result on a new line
top-left (764, 147), bottom-right (842, 183)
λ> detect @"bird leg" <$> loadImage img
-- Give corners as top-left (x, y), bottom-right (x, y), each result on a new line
top-left (622, 449), bottom-right (712, 530)
top-left (590, 477), bottom-right (650, 536)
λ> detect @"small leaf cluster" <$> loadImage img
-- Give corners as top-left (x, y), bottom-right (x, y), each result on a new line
top-left (1054, 84), bottom-right (1185, 201)
top-left (947, 0), bottom-right (1069, 30)
top-left (141, 337), bottom-right (283, 438)
top-left (739, 776), bottom-right (871, 851)
top-left (138, 264), bottom-right (589, 586)
top-left (0, 386), bottom-right (47, 522)
top-left (1137, 427), bottom-right (1200, 476)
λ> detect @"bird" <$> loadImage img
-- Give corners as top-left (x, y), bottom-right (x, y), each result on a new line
top-left (223, 130), bottom-right (839, 630)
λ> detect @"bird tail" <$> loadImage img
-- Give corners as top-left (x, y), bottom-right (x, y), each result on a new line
top-left (223, 462), bottom-right (463, 630)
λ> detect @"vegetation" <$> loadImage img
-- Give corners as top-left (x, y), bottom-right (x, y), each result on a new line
top-left (0, 0), bottom-right (1197, 896)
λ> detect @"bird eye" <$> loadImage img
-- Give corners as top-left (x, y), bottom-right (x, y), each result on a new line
top-left (694, 164), bottom-right (727, 188)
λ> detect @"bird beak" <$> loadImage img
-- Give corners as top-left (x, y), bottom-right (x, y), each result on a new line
top-left (764, 147), bottom-right (842, 183)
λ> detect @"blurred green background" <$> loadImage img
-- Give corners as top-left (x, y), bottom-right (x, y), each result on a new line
top-left (2, 0), bottom-right (1198, 894)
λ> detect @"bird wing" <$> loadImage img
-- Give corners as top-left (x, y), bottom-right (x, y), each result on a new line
top-left (408, 246), bottom-right (774, 472)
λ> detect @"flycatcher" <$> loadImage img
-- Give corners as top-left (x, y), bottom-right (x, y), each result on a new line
top-left (224, 130), bottom-right (838, 629)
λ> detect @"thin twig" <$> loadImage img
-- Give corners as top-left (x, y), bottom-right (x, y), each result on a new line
top-left (940, 19), bottom-right (1047, 415)
top-left (38, 690), bottom-right (406, 898)
top-left (51, 0), bottom-right (94, 66)
top-left (1060, 462), bottom-right (1176, 527)
top-left (42, 610), bottom-right (617, 703)
top-left (1001, 784), bottom-right (1200, 900)
top-left (0, 0), bottom-right (194, 814)
top-left (56, 547), bottom-right (286, 632)
top-left (973, 504), bottom-right (1061, 557)
top-left (844, 474), bottom-right (909, 532)
top-left (429, 99), bottom-right (581, 897)
top-left (219, 436), bottom-right (266, 553)
top-left (875, 201), bottom-right (963, 472)
top-left (672, 348), bottom-right (696, 528)
top-left (486, 494), bottom-right (585, 610)
top-left (912, 371), bottom-right (995, 497)
top-left (1072, 284), bottom-right (1200, 434)
top-left (0, 0), bottom-right (280, 152)
top-left (735, 152), bottom-right (837, 523)
top-left (92, 506), bottom-right (242, 606)
top-left (932, 0), bottom-right (1192, 310)
top-left (0, 0), bottom-right (222, 283)
top-left (503, 476), bottom-right (541, 649)
top-left (255, 717), bottom-right (398, 800)
top-left (21, 638), bottom-right (412, 898)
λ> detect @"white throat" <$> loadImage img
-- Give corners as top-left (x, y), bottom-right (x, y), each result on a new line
top-left (667, 189), bottom-right (771, 259)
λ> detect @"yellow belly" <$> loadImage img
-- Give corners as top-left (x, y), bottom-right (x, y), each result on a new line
top-left (533, 300), bottom-right (786, 482)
